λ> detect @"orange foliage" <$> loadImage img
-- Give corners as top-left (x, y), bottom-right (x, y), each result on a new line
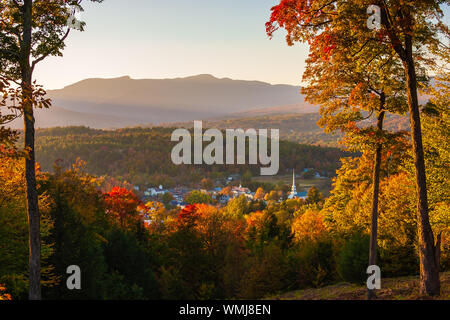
top-left (169, 204), bottom-right (245, 242)
top-left (0, 285), bottom-right (11, 300)
top-left (291, 209), bottom-right (326, 242)
top-left (245, 211), bottom-right (266, 235)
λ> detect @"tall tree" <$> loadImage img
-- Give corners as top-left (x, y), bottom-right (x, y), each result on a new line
top-left (300, 16), bottom-right (408, 299)
top-left (0, 0), bottom-right (103, 300)
top-left (267, 0), bottom-right (448, 296)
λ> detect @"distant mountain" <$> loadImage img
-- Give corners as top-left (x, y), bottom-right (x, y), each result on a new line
top-left (10, 74), bottom-right (315, 129)
top-left (7, 74), bottom-right (427, 139)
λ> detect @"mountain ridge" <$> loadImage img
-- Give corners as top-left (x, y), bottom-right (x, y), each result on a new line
top-left (8, 74), bottom-right (425, 134)
top-left (9, 74), bottom-right (316, 129)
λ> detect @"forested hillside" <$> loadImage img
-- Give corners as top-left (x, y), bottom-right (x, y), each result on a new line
top-left (31, 126), bottom-right (350, 188)
top-left (160, 113), bottom-right (411, 147)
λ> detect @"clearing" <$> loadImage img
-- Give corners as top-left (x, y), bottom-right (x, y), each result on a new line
top-left (270, 272), bottom-right (450, 300)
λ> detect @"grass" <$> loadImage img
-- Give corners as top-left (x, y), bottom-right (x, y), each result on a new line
top-left (269, 272), bottom-right (450, 300)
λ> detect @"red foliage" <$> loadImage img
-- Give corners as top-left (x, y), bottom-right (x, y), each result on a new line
top-left (104, 187), bottom-right (142, 227)
top-left (176, 204), bottom-right (211, 226)
top-left (178, 204), bottom-right (198, 219)
top-left (266, 0), bottom-right (331, 37)
top-left (267, 0), bottom-right (338, 62)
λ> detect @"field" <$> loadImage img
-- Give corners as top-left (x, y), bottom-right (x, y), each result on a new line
top-left (253, 175), bottom-right (333, 194)
top-left (269, 272), bottom-right (450, 300)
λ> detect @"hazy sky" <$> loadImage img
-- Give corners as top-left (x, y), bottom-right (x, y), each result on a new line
top-left (34, 1), bottom-right (450, 90)
top-left (34, 0), bottom-right (310, 90)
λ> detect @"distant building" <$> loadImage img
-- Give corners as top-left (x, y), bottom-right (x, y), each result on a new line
top-left (288, 169), bottom-right (297, 199)
top-left (297, 191), bottom-right (308, 199)
top-left (147, 185), bottom-right (168, 196)
top-left (303, 168), bottom-right (322, 179)
top-left (288, 169), bottom-right (308, 200)
top-left (231, 184), bottom-right (253, 199)
top-left (218, 195), bottom-right (230, 204)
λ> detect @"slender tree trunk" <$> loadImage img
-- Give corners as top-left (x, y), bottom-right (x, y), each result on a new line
top-left (368, 102), bottom-right (385, 300)
top-left (402, 36), bottom-right (440, 296)
top-left (23, 81), bottom-right (41, 301)
top-left (21, 0), bottom-right (41, 300)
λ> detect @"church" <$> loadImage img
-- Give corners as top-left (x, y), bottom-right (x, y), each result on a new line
top-left (288, 169), bottom-right (308, 200)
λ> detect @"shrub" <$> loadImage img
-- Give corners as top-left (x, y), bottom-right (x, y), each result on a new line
top-left (379, 241), bottom-right (419, 277)
top-left (337, 232), bottom-right (370, 284)
top-left (0, 275), bottom-right (27, 300)
top-left (238, 244), bottom-right (290, 299)
top-left (289, 238), bottom-right (336, 289)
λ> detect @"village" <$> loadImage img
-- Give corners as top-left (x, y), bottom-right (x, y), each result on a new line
top-left (135, 169), bottom-right (323, 210)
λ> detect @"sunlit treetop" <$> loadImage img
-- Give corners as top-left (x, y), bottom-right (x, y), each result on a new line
top-left (268, 1), bottom-right (428, 153)
top-left (267, 0), bottom-right (448, 67)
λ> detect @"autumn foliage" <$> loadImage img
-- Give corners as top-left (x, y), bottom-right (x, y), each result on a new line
top-left (104, 187), bottom-right (143, 228)
top-left (291, 209), bottom-right (327, 242)
top-left (0, 285), bottom-right (11, 300)
top-left (0, 0), bottom-right (447, 300)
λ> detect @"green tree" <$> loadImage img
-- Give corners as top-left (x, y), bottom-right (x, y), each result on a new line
top-left (306, 187), bottom-right (324, 205)
top-left (43, 163), bottom-right (109, 299)
top-left (302, 170), bottom-right (316, 180)
top-left (418, 74), bottom-right (450, 272)
top-left (337, 233), bottom-right (370, 284)
top-left (103, 228), bottom-right (159, 299)
top-left (225, 194), bottom-right (249, 218)
top-left (0, 0), bottom-right (103, 299)
top-left (161, 192), bottom-right (174, 209)
top-left (184, 190), bottom-right (212, 205)
top-left (0, 158), bottom-right (55, 299)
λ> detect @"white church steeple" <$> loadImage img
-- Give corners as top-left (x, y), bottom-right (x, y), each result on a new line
top-left (288, 169), bottom-right (297, 199)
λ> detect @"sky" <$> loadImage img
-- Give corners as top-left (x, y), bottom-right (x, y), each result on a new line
top-left (34, 0), bottom-right (310, 90)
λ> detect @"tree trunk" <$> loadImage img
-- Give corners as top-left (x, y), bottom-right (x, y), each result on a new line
top-left (21, 0), bottom-right (41, 300)
top-left (368, 103), bottom-right (385, 300)
top-left (435, 233), bottom-right (441, 274)
top-left (402, 36), bottom-right (440, 296)
top-left (23, 83), bottom-right (41, 301)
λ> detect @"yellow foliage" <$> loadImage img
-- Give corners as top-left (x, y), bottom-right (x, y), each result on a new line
top-left (291, 209), bottom-right (326, 242)
top-left (0, 157), bottom-right (58, 288)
